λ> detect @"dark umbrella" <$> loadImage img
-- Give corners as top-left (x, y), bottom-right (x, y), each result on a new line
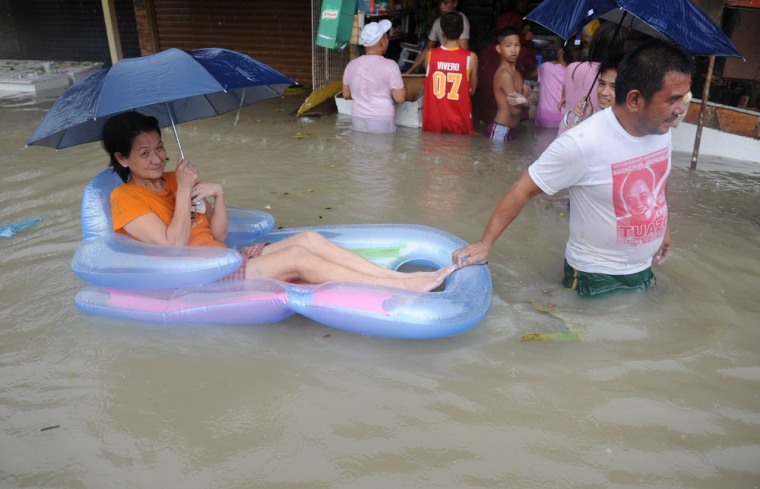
top-left (28, 47), bottom-right (294, 157)
top-left (526, 0), bottom-right (741, 58)
top-left (526, 0), bottom-right (742, 169)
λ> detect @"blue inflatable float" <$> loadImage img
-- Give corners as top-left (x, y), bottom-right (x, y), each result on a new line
top-left (72, 170), bottom-right (492, 339)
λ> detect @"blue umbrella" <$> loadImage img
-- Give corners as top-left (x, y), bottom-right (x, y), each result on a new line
top-left (28, 47), bottom-right (294, 156)
top-left (526, 0), bottom-right (742, 58)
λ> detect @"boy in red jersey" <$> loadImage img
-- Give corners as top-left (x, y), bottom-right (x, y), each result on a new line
top-left (422, 12), bottom-right (478, 135)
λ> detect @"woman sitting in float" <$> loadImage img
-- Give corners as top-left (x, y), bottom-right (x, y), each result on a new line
top-left (104, 111), bottom-right (454, 291)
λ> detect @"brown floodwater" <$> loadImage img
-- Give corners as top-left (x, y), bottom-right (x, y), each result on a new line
top-left (1, 91), bottom-right (759, 488)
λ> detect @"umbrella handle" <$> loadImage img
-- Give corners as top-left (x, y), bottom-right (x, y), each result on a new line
top-left (166, 103), bottom-right (185, 159)
top-left (234, 88), bottom-right (246, 127)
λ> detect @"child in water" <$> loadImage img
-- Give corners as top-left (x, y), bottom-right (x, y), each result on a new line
top-left (489, 26), bottom-right (532, 141)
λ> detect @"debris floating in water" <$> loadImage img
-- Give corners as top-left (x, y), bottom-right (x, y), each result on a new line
top-left (521, 301), bottom-right (581, 342)
top-left (521, 331), bottom-right (580, 342)
top-left (0, 217), bottom-right (45, 238)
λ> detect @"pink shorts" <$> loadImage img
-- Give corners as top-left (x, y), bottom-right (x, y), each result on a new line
top-left (222, 243), bottom-right (269, 281)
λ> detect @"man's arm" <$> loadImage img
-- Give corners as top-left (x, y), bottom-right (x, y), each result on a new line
top-left (459, 14), bottom-right (470, 51)
top-left (404, 40), bottom-right (435, 74)
top-left (653, 184), bottom-right (672, 265)
top-left (452, 170), bottom-right (544, 266)
top-left (342, 84), bottom-right (352, 100)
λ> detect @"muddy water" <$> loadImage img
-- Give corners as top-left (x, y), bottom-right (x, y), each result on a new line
top-left (1, 92), bottom-right (759, 488)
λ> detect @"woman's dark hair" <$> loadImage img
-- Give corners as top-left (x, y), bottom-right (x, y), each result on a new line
top-left (572, 22), bottom-right (625, 81)
top-left (102, 111), bottom-right (161, 183)
top-left (588, 22), bottom-right (625, 63)
top-left (599, 54), bottom-right (622, 75)
top-left (615, 38), bottom-right (695, 105)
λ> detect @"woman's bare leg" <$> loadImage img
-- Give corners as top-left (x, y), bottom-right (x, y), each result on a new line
top-left (246, 242), bottom-right (453, 292)
top-left (262, 231), bottom-right (427, 280)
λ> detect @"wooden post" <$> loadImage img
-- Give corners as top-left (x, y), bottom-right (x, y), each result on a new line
top-left (101, 0), bottom-right (123, 64)
top-left (690, 2), bottom-right (726, 170)
top-left (690, 55), bottom-right (716, 170)
top-left (132, 0), bottom-right (159, 55)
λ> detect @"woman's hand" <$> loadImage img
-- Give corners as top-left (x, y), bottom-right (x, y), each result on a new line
top-left (192, 180), bottom-right (228, 242)
top-left (191, 181), bottom-right (224, 204)
top-left (175, 157), bottom-right (199, 195)
top-left (572, 97), bottom-right (593, 122)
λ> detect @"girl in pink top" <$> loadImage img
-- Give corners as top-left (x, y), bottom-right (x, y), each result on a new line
top-left (535, 45), bottom-right (569, 128)
top-left (557, 23), bottom-right (624, 136)
top-left (557, 60), bottom-right (600, 135)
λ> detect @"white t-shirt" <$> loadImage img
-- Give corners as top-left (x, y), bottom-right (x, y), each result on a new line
top-left (343, 54), bottom-right (405, 119)
top-left (528, 108), bottom-right (672, 275)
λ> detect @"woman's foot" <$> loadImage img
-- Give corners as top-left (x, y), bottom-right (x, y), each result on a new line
top-left (401, 265), bottom-right (455, 292)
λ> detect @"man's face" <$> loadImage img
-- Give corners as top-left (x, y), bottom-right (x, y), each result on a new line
top-left (439, 0), bottom-right (457, 14)
top-left (636, 72), bottom-right (692, 136)
top-left (597, 69), bottom-right (616, 110)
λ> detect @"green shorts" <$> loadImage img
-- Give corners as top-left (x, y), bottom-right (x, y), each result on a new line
top-left (563, 260), bottom-right (655, 297)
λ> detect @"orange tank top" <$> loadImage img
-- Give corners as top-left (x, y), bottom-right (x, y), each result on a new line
top-left (110, 171), bottom-right (225, 247)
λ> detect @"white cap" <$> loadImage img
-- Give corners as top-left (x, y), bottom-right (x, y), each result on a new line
top-left (359, 20), bottom-right (392, 47)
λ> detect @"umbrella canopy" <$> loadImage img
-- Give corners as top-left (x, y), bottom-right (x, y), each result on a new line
top-left (526, 0), bottom-right (742, 58)
top-left (28, 47), bottom-right (294, 153)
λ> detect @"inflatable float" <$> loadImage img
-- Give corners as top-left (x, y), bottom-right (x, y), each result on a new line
top-left (72, 169), bottom-right (492, 339)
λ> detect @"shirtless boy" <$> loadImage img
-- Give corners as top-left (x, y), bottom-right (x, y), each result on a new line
top-left (489, 27), bottom-right (531, 141)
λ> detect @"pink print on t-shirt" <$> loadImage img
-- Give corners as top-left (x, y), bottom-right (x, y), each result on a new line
top-left (612, 147), bottom-right (669, 246)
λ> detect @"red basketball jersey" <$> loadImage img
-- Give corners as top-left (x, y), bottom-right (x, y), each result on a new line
top-left (423, 47), bottom-right (474, 135)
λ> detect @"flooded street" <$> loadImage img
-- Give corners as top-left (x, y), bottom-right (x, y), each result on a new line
top-left (1, 91), bottom-right (759, 488)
